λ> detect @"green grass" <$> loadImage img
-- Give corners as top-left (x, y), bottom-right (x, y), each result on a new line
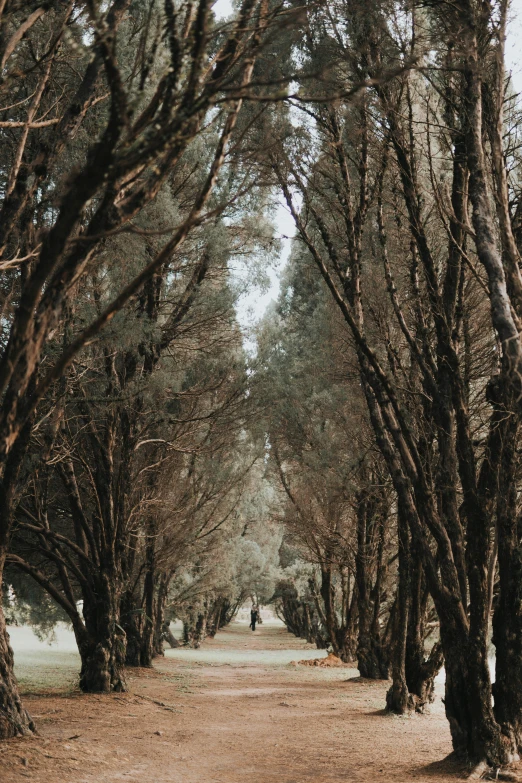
top-left (10, 624), bottom-right (80, 695)
top-left (165, 647), bottom-right (325, 666)
top-left (14, 648), bottom-right (80, 694)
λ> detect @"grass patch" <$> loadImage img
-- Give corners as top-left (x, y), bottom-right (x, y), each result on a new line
top-left (10, 624), bottom-right (80, 695)
top-left (14, 648), bottom-right (80, 695)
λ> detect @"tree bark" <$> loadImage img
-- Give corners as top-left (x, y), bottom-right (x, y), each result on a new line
top-left (319, 566), bottom-right (341, 656)
top-left (0, 424), bottom-right (36, 737)
top-left (492, 412), bottom-right (522, 757)
top-left (386, 506), bottom-right (411, 713)
top-left (79, 571), bottom-right (126, 693)
top-left (405, 551), bottom-right (444, 708)
top-left (160, 623), bottom-right (180, 650)
top-left (153, 572), bottom-right (172, 657)
top-left (0, 564), bottom-right (35, 738)
top-left (183, 602), bottom-right (209, 649)
top-left (139, 536), bottom-right (156, 668)
top-left (338, 587), bottom-right (358, 663)
top-left (120, 590), bottom-right (143, 667)
top-left (356, 492), bottom-right (389, 679)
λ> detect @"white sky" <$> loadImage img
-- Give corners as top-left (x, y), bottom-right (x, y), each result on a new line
top-left (214, 0), bottom-right (233, 16)
top-left (214, 0), bottom-right (522, 339)
top-left (506, 0), bottom-right (522, 93)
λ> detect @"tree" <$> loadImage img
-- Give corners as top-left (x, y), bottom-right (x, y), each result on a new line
top-left (0, 0), bottom-right (291, 737)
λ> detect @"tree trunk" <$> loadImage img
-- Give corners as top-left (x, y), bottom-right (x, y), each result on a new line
top-left (405, 552), bottom-right (444, 709)
top-left (120, 590), bottom-right (143, 667)
top-left (160, 622), bottom-right (180, 649)
top-left (139, 539), bottom-right (156, 668)
top-left (153, 572), bottom-right (172, 657)
top-left (319, 566), bottom-right (340, 656)
top-left (386, 507), bottom-right (411, 713)
top-left (79, 571), bottom-right (126, 692)
top-left (206, 599), bottom-right (224, 638)
top-left (0, 417), bottom-right (36, 737)
top-left (337, 587), bottom-right (358, 663)
top-left (277, 583), bottom-right (329, 649)
top-left (438, 615), bottom-right (507, 764)
top-left (361, 360), bottom-right (506, 761)
top-left (492, 414), bottom-right (522, 756)
top-left (0, 586), bottom-right (35, 738)
top-left (183, 602), bottom-right (209, 649)
top-left (356, 494), bottom-right (389, 679)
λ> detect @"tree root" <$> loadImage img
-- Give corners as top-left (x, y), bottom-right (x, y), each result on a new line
top-left (466, 761), bottom-right (522, 781)
top-left (467, 760), bottom-right (489, 779)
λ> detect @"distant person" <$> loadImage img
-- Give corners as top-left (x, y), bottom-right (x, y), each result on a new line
top-left (250, 606), bottom-right (259, 631)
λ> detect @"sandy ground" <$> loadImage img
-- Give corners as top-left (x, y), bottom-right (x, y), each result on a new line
top-left (1, 620), bottom-right (468, 782)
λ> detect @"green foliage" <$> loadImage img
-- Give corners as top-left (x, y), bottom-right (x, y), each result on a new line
top-left (3, 575), bottom-right (69, 643)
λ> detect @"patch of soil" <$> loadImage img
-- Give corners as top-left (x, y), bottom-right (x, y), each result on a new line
top-left (1, 622), bottom-right (464, 782)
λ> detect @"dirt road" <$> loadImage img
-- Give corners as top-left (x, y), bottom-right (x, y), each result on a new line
top-left (1, 621), bottom-right (463, 782)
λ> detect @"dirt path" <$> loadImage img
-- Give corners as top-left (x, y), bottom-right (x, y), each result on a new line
top-left (2, 621), bottom-right (463, 782)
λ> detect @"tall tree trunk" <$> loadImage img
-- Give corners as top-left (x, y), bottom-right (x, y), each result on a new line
top-left (405, 552), bottom-right (443, 708)
top-left (361, 359), bottom-right (505, 760)
top-left (80, 570), bottom-right (126, 693)
top-left (139, 536), bottom-right (156, 668)
top-left (356, 494), bottom-right (389, 679)
top-left (436, 612), bottom-right (506, 764)
top-left (0, 417), bottom-right (35, 736)
top-left (207, 599), bottom-right (224, 638)
top-left (0, 555), bottom-right (35, 737)
top-left (386, 507), bottom-right (411, 713)
top-left (153, 572), bottom-right (172, 657)
top-left (319, 566), bottom-right (341, 656)
top-left (120, 589), bottom-right (143, 667)
top-left (338, 587), bottom-right (358, 663)
top-left (492, 413), bottom-right (522, 756)
top-left (183, 602), bottom-right (209, 649)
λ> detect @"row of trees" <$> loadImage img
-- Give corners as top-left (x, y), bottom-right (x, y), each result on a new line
top-left (258, 0), bottom-right (522, 772)
top-left (3, 0), bottom-right (522, 776)
top-left (0, 0), bottom-right (294, 738)
top-left (259, 249), bottom-right (442, 705)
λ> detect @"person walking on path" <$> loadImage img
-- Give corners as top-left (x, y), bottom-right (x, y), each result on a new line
top-left (250, 606), bottom-right (259, 631)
